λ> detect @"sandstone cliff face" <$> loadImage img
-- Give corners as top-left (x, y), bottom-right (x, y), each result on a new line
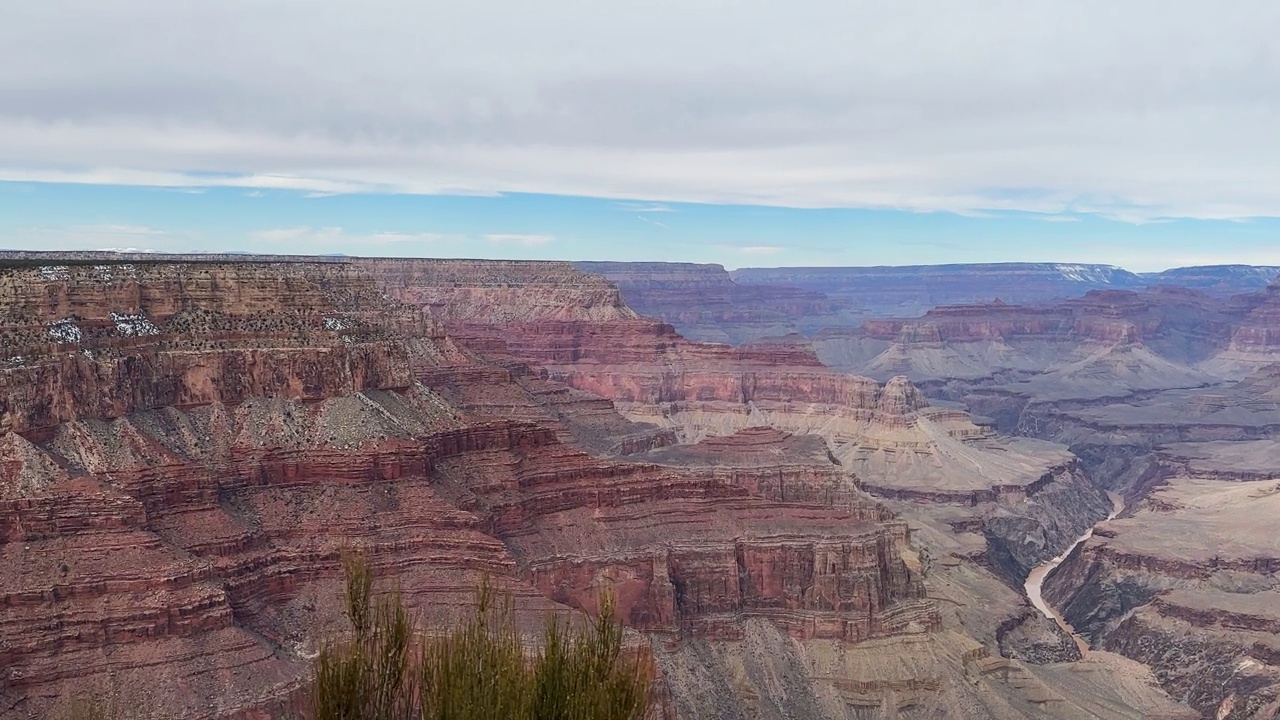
top-left (364, 256), bottom-right (1114, 559)
top-left (816, 288), bottom-right (1237, 397)
top-left (1207, 280), bottom-right (1280, 376)
top-left (0, 258), bottom-right (937, 719)
top-left (538, 260), bottom-right (1280, 719)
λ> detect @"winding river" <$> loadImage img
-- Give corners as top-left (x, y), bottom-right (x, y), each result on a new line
top-left (1024, 491), bottom-right (1125, 656)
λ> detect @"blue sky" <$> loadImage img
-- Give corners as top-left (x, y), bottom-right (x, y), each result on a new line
top-left (3, 181), bottom-right (1278, 271)
top-left (4, 2), bottom-right (1278, 270)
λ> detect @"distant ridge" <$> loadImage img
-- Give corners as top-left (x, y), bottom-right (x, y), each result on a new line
top-left (1141, 264), bottom-right (1280, 295)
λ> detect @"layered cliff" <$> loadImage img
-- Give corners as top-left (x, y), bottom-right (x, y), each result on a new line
top-left (0, 258), bottom-right (572, 717)
top-left (814, 288), bottom-right (1234, 401)
top-left (357, 258), bottom-right (638, 323)
top-left (1205, 278), bottom-right (1280, 376)
top-left (785, 278), bottom-right (1280, 716)
top-left (0, 261), bottom-right (423, 436)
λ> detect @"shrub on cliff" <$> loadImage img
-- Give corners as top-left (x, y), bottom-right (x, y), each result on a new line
top-left (309, 555), bottom-right (652, 720)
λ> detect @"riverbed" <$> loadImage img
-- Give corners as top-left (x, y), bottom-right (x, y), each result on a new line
top-left (1024, 491), bottom-right (1125, 656)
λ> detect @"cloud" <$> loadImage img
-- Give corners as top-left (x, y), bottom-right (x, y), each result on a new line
top-left (483, 233), bottom-right (554, 246)
top-left (616, 202), bottom-right (675, 213)
top-left (1, 2), bottom-right (1278, 221)
top-left (0, 224), bottom-right (175, 252)
top-left (732, 245), bottom-right (784, 256)
top-left (233, 227), bottom-right (555, 255)
top-left (78, 224), bottom-right (167, 236)
top-left (636, 216), bottom-right (669, 229)
top-left (246, 227), bottom-right (471, 251)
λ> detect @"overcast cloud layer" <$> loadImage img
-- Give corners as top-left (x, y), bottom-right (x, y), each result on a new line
top-left (3, 1), bottom-right (1278, 219)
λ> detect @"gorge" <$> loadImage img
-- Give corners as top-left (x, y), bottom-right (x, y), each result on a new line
top-left (1024, 492), bottom-right (1125, 657)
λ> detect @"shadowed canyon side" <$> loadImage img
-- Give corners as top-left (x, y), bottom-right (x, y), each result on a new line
top-left (363, 257), bottom-right (1197, 719)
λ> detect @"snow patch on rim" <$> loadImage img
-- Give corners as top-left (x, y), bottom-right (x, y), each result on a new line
top-left (110, 311), bottom-right (161, 336)
top-left (46, 318), bottom-right (83, 344)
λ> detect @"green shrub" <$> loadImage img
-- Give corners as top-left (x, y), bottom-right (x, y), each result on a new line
top-left (310, 555), bottom-right (652, 720)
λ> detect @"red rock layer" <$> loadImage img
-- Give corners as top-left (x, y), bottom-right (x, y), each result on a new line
top-left (0, 260), bottom-right (559, 716)
top-left (429, 437), bottom-right (934, 643)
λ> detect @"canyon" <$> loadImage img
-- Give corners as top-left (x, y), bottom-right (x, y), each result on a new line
top-left (2, 254), bottom-right (1277, 718)
top-left (598, 261), bottom-right (1280, 719)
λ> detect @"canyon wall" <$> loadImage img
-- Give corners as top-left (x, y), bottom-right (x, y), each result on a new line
top-left (0, 258), bottom-right (582, 717)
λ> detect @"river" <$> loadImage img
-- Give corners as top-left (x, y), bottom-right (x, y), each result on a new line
top-left (1023, 491), bottom-right (1125, 656)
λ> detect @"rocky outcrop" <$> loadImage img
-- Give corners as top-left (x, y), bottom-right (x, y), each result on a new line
top-left (364, 260), bottom-right (1121, 643)
top-left (815, 288), bottom-right (1235, 400)
top-left (0, 256), bottom-right (938, 719)
top-left (1206, 278), bottom-right (1280, 376)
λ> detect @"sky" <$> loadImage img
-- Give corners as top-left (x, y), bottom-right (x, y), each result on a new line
top-left (3, 1), bottom-right (1279, 270)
